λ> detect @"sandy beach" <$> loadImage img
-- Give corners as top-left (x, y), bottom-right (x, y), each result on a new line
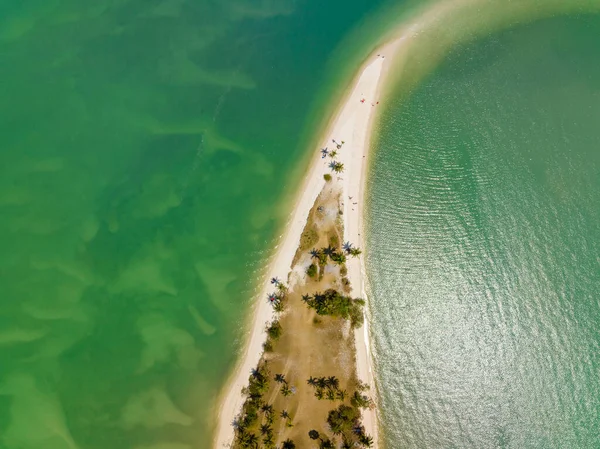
top-left (213, 42), bottom-right (400, 448)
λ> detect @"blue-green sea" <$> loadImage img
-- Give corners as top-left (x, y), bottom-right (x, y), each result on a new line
top-left (2, 1), bottom-right (600, 448)
top-left (0, 1), bottom-right (392, 447)
top-left (367, 12), bottom-right (600, 449)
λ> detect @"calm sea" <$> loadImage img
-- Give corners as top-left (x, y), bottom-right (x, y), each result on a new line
top-left (3, 1), bottom-right (600, 448)
top-left (367, 13), bottom-right (600, 449)
top-left (0, 1), bottom-right (392, 447)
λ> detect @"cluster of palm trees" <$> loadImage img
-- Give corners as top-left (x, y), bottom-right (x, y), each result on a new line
top-left (322, 139), bottom-right (344, 173)
top-left (304, 374), bottom-right (375, 448)
top-left (274, 373), bottom-right (296, 399)
top-left (234, 367), bottom-right (300, 448)
top-left (267, 279), bottom-right (288, 312)
top-left (301, 289), bottom-right (365, 328)
top-left (309, 431), bottom-right (336, 449)
top-left (235, 232), bottom-right (371, 448)
top-left (327, 404), bottom-right (374, 448)
top-left (235, 363), bottom-right (272, 448)
top-left (350, 391), bottom-right (373, 409)
top-left (307, 375), bottom-right (347, 402)
top-left (329, 161), bottom-right (344, 173)
top-left (342, 241), bottom-right (362, 257)
top-left (310, 242), bottom-right (361, 265)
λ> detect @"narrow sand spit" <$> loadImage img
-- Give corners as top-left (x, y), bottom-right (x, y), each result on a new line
top-left (213, 41), bottom-right (401, 448)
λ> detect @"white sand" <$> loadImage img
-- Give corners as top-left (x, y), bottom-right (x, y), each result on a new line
top-left (335, 40), bottom-right (401, 446)
top-left (213, 42), bottom-right (401, 448)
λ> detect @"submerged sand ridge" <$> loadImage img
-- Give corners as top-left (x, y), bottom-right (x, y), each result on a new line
top-left (213, 49), bottom-right (394, 448)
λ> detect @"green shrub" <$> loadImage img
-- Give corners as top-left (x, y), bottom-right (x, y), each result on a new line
top-left (327, 404), bottom-right (360, 436)
top-left (300, 226), bottom-right (319, 251)
top-left (330, 252), bottom-right (346, 265)
top-left (266, 321), bottom-right (282, 340)
top-left (306, 263), bottom-right (318, 278)
top-left (329, 234), bottom-right (340, 248)
top-left (305, 289), bottom-right (365, 328)
top-left (324, 173), bottom-right (332, 182)
top-left (351, 391), bottom-right (372, 409)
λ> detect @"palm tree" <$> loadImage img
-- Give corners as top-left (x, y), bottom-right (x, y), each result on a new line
top-left (330, 252), bottom-right (346, 265)
top-left (321, 148), bottom-right (329, 157)
top-left (267, 293), bottom-right (278, 304)
top-left (316, 377), bottom-right (327, 389)
top-left (326, 389), bottom-right (335, 401)
top-left (236, 428), bottom-right (248, 442)
top-left (320, 439), bottom-right (334, 449)
top-left (244, 433), bottom-right (259, 448)
top-left (281, 439), bottom-right (296, 449)
top-left (323, 245), bottom-right (335, 257)
top-left (350, 247), bottom-right (362, 257)
top-left (341, 440), bottom-right (353, 449)
top-left (274, 373), bottom-right (286, 384)
top-left (329, 150), bottom-right (338, 158)
top-left (328, 161), bottom-right (337, 171)
top-left (315, 389), bottom-right (324, 400)
top-left (336, 389), bottom-right (347, 401)
top-left (308, 430), bottom-right (320, 440)
top-left (333, 162), bottom-right (344, 173)
top-left (342, 241), bottom-right (353, 253)
top-left (307, 376), bottom-right (318, 387)
top-left (280, 384), bottom-right (292, 397)
top-left (270, 277), bottom-right (280, 285)
top-left (261, 403), bottom-right (273, 415)
top-left (326, 376), bottom-right (339, 389)
top-left (260, 424), bottom-right (271, 435)
top-left (351, 391), bottom-right (371, 408)
top-left (310, 248), bottom-right (320, 259)
top-left (263, 434), bottom-right (274, 447)
top-left (359, 434), bottom-right (374, 447)
top-left (280, 410), bottom-right (290, 419)
top-left (301, 294), bottom-right (312, 303)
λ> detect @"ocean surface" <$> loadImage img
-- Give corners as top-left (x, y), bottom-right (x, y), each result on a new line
top-left (3, 1), bottom-right (600, 448)
top-left (0, 1), bottom-right (393, 448)
top-left (366, 13), bottom-right (600, 449)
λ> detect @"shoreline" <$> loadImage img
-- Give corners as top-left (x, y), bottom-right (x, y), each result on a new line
top-left (213, 41), bottom-right (401, 449)
top-left (337, 40), bottom-right (401, 447)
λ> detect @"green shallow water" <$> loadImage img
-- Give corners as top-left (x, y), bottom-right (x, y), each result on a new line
top-left (366, 14), bottom-right (600, 448)
top-left (0, 1), bottom-right (395, 447)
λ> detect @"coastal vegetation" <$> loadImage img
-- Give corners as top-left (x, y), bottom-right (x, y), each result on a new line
top-left (304, 289), bottom-right (365, 328)
top-left (231, 187), bottom-right (374, 448)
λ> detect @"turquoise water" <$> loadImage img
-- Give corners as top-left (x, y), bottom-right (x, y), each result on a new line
top-left (0, 1), bottom-right (393, 448)
top-left (4, 1), bottom-right (600, 448)
top-left (367, 14), bottom-right (600, 448)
